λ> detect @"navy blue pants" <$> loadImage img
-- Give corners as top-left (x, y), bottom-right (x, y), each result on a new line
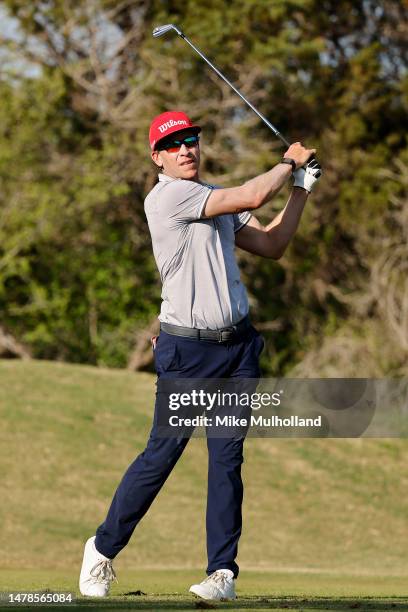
top-left (95, 325), bottom-right (264, 578)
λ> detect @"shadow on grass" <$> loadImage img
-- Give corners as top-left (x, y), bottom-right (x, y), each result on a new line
top-left (7, 595), bottom-right (406, 611)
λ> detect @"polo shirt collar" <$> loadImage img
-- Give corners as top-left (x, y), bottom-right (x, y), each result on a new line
top-left (158, 174), bottom-right (212, 189)
top-left (158, 173), bottom-right (180, 183)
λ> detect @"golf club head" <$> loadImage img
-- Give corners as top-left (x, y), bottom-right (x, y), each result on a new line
top-left (152, 24), bottom-right (183, 38)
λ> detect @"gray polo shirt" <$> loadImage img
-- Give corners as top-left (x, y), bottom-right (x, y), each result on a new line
top-left (144, 173), bottom-right (251, 330)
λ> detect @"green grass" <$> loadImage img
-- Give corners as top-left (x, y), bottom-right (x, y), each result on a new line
top-left (0, 360), bottom-right (407, 609)
top-left (0, 569), bottom-right (407, 610)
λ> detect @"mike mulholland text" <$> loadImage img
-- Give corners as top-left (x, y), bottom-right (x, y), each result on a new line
top-left (168, 415), bottom-right (322, 428)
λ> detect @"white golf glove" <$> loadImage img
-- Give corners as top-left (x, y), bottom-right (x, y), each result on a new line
top-left (293, 158), bottom-right (322, 193)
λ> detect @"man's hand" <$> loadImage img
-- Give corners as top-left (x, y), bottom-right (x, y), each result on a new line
top-left (293, 158), bottom-right (322, 193)
top-left (284, 142), bottom-right (316, 169)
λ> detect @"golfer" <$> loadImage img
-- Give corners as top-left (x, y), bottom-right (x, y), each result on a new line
top-left (79, 110), bottom-right (321, 600)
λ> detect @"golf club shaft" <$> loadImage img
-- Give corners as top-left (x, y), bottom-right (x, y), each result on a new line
top-left (177, 31), bottom-right (291, 148)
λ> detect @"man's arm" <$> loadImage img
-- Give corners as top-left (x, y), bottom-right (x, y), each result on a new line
top-left (202, 142), bottom-right (315, 218)
top-left (234, 187), bottom-right (309, 260)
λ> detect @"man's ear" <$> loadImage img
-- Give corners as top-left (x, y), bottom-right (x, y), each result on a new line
top-left (151, 150), bottom-right (163, 169)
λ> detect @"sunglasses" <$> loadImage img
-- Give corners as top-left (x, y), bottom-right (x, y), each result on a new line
top-left (157, 135), bottom-right (200, 153)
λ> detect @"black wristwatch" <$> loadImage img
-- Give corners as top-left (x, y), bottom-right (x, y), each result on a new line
top-left (281, 157), bottom-right (297, 173)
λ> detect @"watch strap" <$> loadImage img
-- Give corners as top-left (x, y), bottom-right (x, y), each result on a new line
top-left (281, 157), bottom-right (296, 173)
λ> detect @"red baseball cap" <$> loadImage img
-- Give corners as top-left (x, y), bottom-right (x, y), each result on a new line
top-left (149, 111), bottom-right (201, 150)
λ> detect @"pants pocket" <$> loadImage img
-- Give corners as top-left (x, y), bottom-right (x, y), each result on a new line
top-left (154, 334), bottom-right (178, 372)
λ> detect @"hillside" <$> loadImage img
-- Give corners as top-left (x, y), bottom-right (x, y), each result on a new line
top-left (1, 359), bottom-right (407, 577)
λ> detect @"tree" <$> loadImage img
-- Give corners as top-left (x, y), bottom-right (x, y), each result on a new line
top-left (0, 0), bottom-right (406, 373)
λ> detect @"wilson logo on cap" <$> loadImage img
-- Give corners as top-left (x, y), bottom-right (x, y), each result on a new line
top-left (158, 119), bottom-right (188, 134)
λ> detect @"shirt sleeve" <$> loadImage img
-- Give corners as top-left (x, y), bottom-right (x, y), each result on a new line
top-left (233, 211), bottom-right (252, 233)
top-left (158, 179), bottom-right (213, 226)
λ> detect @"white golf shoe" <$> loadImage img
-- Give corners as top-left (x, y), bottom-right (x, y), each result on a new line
top-left (189, 569), bottom-right (236, 601)
top-left (79, 536), bottom-right (117, 597)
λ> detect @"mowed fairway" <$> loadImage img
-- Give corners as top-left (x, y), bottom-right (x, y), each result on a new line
top-left (0, 569), bottom-right (407, 611)
top-left (0, 360), bottom-right (407, 610)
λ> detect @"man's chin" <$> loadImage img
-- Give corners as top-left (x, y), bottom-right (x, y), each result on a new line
top-left (180, 166), bottom-right (199, 179)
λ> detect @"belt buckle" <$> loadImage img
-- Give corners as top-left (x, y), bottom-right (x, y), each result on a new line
top-left (218, 328), bottom-right (234, 343)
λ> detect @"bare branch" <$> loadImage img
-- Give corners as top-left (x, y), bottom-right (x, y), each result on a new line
top-left (0, 326), bottom-right (31, 360)
top-left (127, 318), bottom-right (160, 371)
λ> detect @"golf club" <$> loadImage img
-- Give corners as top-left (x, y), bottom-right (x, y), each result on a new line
top-left (152, 23), bottom-right (292, 148)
